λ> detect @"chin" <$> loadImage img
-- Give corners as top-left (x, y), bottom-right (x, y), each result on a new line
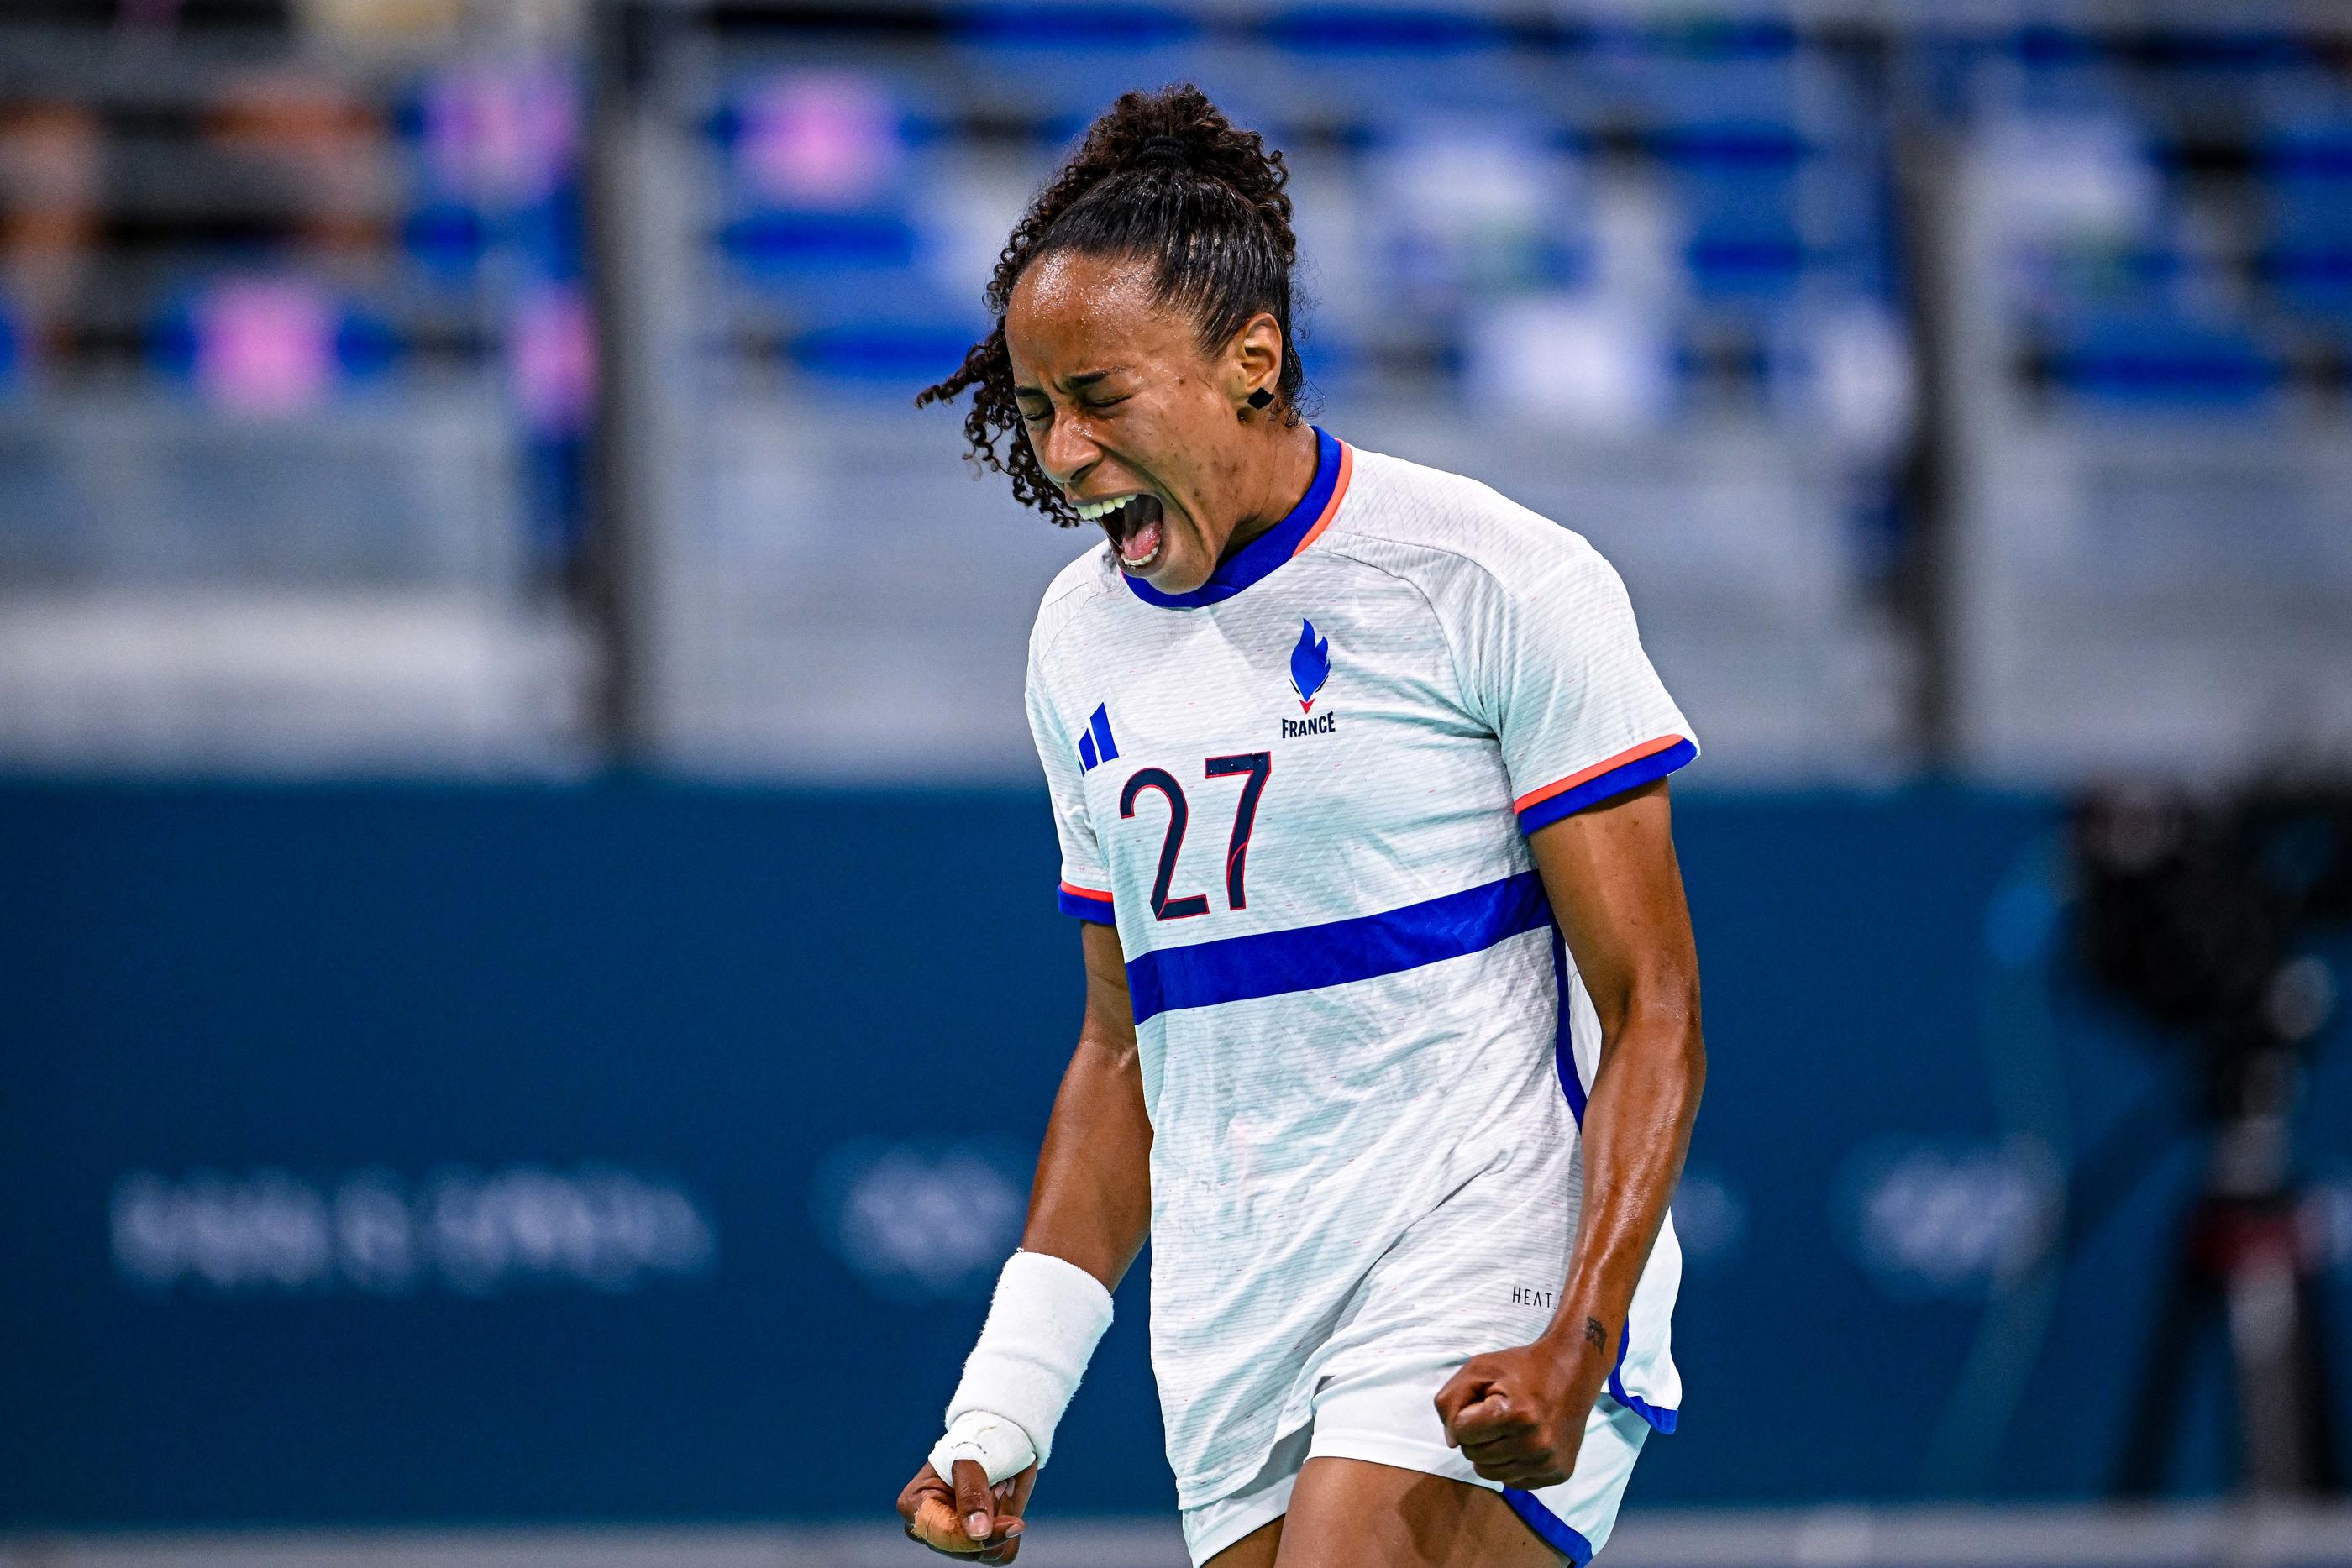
top-left (1117, 537), bottom-right (1199, 591)
top-left (1139, 558), bottom-right (1211, 593)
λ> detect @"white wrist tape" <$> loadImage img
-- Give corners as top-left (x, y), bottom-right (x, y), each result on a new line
top-left (928, 1251), bottom-right (1114, 1483)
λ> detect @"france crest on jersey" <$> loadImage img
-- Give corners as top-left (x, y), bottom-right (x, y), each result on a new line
top-left (1025, 427), bottom-right (1698, 1518)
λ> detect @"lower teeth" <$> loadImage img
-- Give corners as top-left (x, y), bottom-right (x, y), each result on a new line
top-left (1114, 501), bottom-right (1160, 565)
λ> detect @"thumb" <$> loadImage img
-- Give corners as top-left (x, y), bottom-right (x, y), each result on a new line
top-left (952, 1458), bottom-right (995, 1543)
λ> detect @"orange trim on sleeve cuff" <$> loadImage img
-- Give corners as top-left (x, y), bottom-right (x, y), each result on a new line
top-left (1059, 880), bottom-right (1113, 903)
top-left (1513, 735), bottom-right (1690, 814)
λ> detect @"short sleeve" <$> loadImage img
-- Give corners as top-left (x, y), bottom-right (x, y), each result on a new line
top-left (1025, 658), bottom-right (1116, 924)
top-left (1461, 537), bottom-right (1698, 834)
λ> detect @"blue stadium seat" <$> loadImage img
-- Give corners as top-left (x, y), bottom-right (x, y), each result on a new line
top-left (789, 313), bottom-right (994, 387)
top-left (2260, 123), bottom-right (2352, 323)
top-left (2040, 310), bottom-right (2288, 409)
top-left (718, 209), bottom-right (922, 277)
top-left (1666, 126), bottom-right (1809, 302)
top-left (403, 200), bottom-right (495, 277)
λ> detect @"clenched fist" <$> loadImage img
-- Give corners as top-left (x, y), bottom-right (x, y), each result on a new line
top-left (898, 1457), bottom-right (1037, 1564)
top-left (1432, 1330), bottom-right (1610, 1491)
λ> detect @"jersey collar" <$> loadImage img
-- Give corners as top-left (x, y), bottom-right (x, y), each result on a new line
top-left (1121, 426), bottom-right (1352, 610)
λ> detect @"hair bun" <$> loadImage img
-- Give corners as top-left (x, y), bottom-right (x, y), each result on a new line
top-left (1132, 134), bottom-right (1189, 170)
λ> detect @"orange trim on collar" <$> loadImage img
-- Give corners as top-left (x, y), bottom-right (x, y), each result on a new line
top-left (1290, 442), bottom-right (1354, 557)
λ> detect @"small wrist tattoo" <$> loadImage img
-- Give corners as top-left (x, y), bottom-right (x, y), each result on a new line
top-left (1583, 1317), bottom-right (1607, 1350)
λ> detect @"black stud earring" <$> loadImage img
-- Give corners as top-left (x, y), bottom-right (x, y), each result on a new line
top-left (1247, 387), bottom-right (1273, 410)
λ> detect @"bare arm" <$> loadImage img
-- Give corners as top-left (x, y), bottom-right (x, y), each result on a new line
top-left (901, 921), bottom-right (1148, 1561)
top-left (1526, 777), bottom-right (1704, 1376)
top-left (1021, 920), bottom-right (1152, 1290)
top-left (1436, 778), bottom-right (1704, 1485)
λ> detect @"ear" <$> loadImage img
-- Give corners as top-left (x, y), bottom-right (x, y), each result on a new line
top-left (1221, 311), bottom-right (1285, 407)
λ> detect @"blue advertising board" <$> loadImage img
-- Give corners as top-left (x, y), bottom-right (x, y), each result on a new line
top-left (3, 782), bottom-right (2347, 1525)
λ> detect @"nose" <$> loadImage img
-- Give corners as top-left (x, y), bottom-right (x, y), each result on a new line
top-left (1036, 409), bottom-right (1103, 490)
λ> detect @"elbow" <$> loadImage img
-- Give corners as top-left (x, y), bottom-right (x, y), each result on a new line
top-left (1074, 1015), bottom-right (1142, 1071)
top-left (1657, 996), bottom-right (1704, 1105)
top-left (1671, 973), bottom-right (1705, 1099)
top-left (1619, 973), bottom-right (1704, 1099)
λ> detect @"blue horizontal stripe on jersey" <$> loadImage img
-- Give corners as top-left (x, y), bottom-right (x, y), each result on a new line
top-left (1058, 887), bottom-right (1116, 924)
top-left (1515, 737), bottom-right (1698, 834)
top-left (1500, 1492), bottom-right (1595, 1565)
top-left (1124, 869), bottom-right (1550, 1026)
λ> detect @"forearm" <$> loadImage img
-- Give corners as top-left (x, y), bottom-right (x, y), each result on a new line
top-left (1021, 1028), bottom-right (1152, 1292)
top-left (1430, 997), bottom-right (1704, 1485)
top-left (925, 928), bottom-right (1147, 1486)
top-left (1540, 1004), bottom-right (1704, 1371)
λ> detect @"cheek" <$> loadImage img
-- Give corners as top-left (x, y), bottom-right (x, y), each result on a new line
top-left (1158, 395), bottom-right (1242, 504)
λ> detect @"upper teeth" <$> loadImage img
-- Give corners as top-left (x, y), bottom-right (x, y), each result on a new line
top-left (1073, 496), bottom-right (1135, 522)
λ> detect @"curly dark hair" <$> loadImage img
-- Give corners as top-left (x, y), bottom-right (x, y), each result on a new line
top-left (916, 84), bottom-right (1305, 526)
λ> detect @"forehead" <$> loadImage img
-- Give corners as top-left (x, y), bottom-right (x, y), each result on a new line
top-left (1005, 251), bottom-right (1195, 380)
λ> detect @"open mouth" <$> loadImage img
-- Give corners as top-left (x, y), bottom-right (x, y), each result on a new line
top-left (1073, 492), bottom-right (1166, 572)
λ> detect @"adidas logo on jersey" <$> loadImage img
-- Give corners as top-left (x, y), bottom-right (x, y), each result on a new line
top-left (1076, 703), bottom-right (1118, 773)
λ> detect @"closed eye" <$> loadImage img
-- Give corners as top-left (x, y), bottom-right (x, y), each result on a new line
top-left (1017, 393), bottom-right (1125, 427)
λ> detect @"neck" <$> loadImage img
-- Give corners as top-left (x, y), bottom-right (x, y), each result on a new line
top-left (1216, 420), bottom-right (1320, 564)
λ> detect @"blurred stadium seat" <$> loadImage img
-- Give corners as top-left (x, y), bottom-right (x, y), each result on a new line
top-left (1930, 24), bottom-right (2352, 780)
top-left (0, 23), bottom-right (591, 770)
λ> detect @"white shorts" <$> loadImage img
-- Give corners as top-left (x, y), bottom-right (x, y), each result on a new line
top-left (1178, 1348), bottom-right (1651, 1567)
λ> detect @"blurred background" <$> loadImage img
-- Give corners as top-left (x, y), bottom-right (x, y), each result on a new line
top-left (3, 0), bottom-right (2351, 1564)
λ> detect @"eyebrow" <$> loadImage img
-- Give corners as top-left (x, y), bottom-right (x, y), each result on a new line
top-left (1013, 366), bottom-right (1130, 398)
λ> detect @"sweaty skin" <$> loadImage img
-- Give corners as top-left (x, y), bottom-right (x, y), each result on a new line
top-left (1430, 779), bottom-right (1704, 1487)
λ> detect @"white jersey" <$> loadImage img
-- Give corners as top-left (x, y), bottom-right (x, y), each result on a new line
top-left (1024, 428), bottom-right (1698, 1513)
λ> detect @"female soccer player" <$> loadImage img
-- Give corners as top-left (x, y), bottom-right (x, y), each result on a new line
top-left (898, 86), bottom-right (1704, 1568)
